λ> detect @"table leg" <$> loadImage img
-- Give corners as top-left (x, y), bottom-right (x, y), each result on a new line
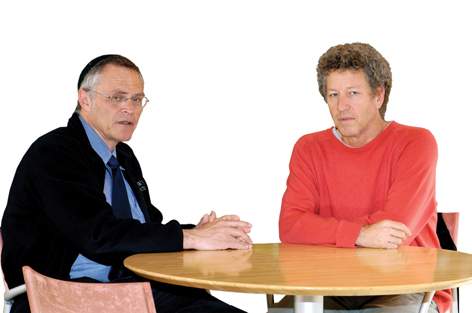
top-left (294, 295), bottom-right (323, 313)
top-left (418, 291), bottom-right (434, 313)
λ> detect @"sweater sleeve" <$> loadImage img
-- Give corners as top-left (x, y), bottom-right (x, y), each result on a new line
top-left (358, 129), bottom-right (438, 244)
top-left (279, 137), bottom-right (363, 247)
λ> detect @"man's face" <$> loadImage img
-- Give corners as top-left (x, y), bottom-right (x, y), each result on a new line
top-left (79, 64), bottom-right (144, 151)
top-left (325, 69), bottom-right (385, 147)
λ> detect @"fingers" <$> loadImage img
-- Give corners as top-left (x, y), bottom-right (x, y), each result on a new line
top-left (196, 211), bottom-right (217, 228)
top-left (386, 223), bottom-right (409, 248)
top-left (381, 220), bottom-right (411, 237)
top-left (209, 233), bottom-right (252, 250)
top-left (195, 214), bottom-right (209, 228)
top-left (225, 238), bottom-right (252, 250)
top-left (384, 242), bottom-right (399, 249)
top-left (223, 230), bottom-right (253, 249)
top-left (379, 225), bottom-right (408, 248)
top-left (390, 228), bottom-right (408, 240)
top-left (386, 235), bottom-right (403, 247)
top-left (199, 214), bottom-right (209, 225)
top-left (218, 220), bottom-right (252, 230)
top-left (202, 212), bottom-right (251, 231)
top-left (208, 211), bottom-right (217, 222)
top-left (356, 219), bottom-right (412, 249)
top-left (185, 212), bottom-right (254, 250)
top-left (218, 214), bottom-right (241, 221)
top-left (227, 227), bottom-right (253, 245)
top-left (218, 217), bottom-right (252, 234)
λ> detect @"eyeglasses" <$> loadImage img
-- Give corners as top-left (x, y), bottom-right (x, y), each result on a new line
top-left (89, 90), bottom-right (149, 108)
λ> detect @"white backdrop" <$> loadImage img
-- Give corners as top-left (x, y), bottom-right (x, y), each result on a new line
top-left (1, 1), bottom-right (471, 312)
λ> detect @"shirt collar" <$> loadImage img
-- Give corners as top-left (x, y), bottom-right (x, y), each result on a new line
top-left (78, 114), bottom-right (115, 164)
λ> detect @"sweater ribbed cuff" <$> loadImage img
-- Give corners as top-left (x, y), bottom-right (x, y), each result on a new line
top-left (336, 220), bottom-right (363, 248)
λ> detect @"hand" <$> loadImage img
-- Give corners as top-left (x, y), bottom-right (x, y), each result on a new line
top-left (196, 211), bottom-right (252, 234)
top-left (196, 211), bottom-right (217, 228)
top-left (183, 216), bottom-right (252, 250)
top-left (355, 219), bottom-right (411, 249)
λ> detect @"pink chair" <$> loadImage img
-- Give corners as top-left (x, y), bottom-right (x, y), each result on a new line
top-left (22, 266), bottom-right (156, 313)
top-left (437, 212), bottom-right (460, 313)
top-left (438, 212), bottom-right (459, 248)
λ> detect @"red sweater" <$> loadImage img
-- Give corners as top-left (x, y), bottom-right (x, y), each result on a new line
top-left (279, 122), bottom-right (450, 313)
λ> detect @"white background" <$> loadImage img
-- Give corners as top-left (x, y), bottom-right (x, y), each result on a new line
top-left (1, 1), bottom-right (471, 312)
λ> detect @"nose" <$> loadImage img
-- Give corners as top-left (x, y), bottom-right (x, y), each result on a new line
top-left (119, 99), bottom-right (137, 114)
top-left (337, 93), bottom-right (350, 112)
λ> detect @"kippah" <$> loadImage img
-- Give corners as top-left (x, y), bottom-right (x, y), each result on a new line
top-left (77, 54), bottom-right (118, 90)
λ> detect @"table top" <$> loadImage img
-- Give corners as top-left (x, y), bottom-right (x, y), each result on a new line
top-left (124, 243), bottom-right (472, 296)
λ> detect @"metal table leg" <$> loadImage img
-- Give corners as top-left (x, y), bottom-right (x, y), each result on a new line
top-left (418, 291), bottom-right (434, 313)
top-left (294, 295), bottom-right (323, 313)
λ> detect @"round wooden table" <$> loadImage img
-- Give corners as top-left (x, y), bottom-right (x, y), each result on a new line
top-left (124, 243), bottom-right (472, 313)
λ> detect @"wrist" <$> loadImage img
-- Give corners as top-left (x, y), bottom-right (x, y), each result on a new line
top-left (355, 225), bottom-right (367, 246)
top-left (183, 229), bottom-right (195, 250)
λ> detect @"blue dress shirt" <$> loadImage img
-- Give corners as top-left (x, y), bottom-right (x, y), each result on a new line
top-left (69, 115), bottom-right (145, 282)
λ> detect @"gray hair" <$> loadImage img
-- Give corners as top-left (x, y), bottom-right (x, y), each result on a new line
top-left (75, 55), bottom-right (143, 112)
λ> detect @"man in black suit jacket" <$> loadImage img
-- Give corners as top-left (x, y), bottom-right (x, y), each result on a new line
top-left (1, 54), bottom-right (252, 313)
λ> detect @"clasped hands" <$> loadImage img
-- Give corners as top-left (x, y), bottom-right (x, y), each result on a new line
top-left (183, 211), bottom-right (252, 250)
top-left (355, 219), bottom-right (412, 249)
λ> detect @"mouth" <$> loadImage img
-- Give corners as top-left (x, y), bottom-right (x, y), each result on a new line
top-left (117, 120), bottom-right (134, 126)
top-left (337, 117), bottom-right (355, 123)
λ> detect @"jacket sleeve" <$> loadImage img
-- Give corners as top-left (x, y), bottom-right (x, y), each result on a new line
top-left (30, 136), bottom-right (184, 265)
top-left (279, 137), bottom-right (363, 248)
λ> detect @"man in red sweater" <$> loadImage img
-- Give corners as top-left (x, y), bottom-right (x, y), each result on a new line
top-left (279, 43), bottom-right (448, 313)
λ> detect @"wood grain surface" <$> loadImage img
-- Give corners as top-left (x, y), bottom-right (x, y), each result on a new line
top-left (124, 243), bottom-right (472, 296)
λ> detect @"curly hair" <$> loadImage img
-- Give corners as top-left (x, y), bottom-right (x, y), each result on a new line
top-left (316, 43), bottom-right (392, 119)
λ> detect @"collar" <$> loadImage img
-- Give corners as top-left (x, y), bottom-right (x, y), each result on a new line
top-left (78, 114), bottom-right (115, 165)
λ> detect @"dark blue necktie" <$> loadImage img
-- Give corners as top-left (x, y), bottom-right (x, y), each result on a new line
top-left (107, 156), bottom-right (132, 219)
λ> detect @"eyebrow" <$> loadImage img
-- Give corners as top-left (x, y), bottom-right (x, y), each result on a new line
top-left (328, 86), bottom-right (362, 91)
top-left (111, 90), bottom-right (145, 96)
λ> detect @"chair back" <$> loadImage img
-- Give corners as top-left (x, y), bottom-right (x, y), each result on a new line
top-left (437, 212), bottom-right (459, 250)
top-left (436, 212), bottom-right (460, 313)
top-left (1, 228), bottom-right (6, 289)
top-left (22, 266), bottom-right (156, 313)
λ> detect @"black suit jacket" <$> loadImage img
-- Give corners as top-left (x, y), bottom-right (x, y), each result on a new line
top-left (1, 113), bottom-right (186, 288)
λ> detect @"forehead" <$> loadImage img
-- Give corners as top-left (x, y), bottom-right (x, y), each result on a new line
top-left (326, 69), bottom-right (369, 89)
top-left (96, 64), bottom-right (144, 92)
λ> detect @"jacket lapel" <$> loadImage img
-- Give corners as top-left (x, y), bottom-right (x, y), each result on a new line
top-left (117, 151), bottom-right (151, 223)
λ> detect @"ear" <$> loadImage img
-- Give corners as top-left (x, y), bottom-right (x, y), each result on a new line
top-left (78, 89), bottom-right (92, 112)
top-left (374, 86), bottom-right (385, 109)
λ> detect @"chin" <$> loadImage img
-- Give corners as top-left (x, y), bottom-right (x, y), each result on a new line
top-left (336, 125), bottom-right (358, 136)
top-left (117, 133), bottom-right (134, 143)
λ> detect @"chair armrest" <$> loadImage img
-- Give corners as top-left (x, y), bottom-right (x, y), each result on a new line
top-left (3, 284), bottom-right (26, 313)
top-left (4, 284), bottom-right (26, 300)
